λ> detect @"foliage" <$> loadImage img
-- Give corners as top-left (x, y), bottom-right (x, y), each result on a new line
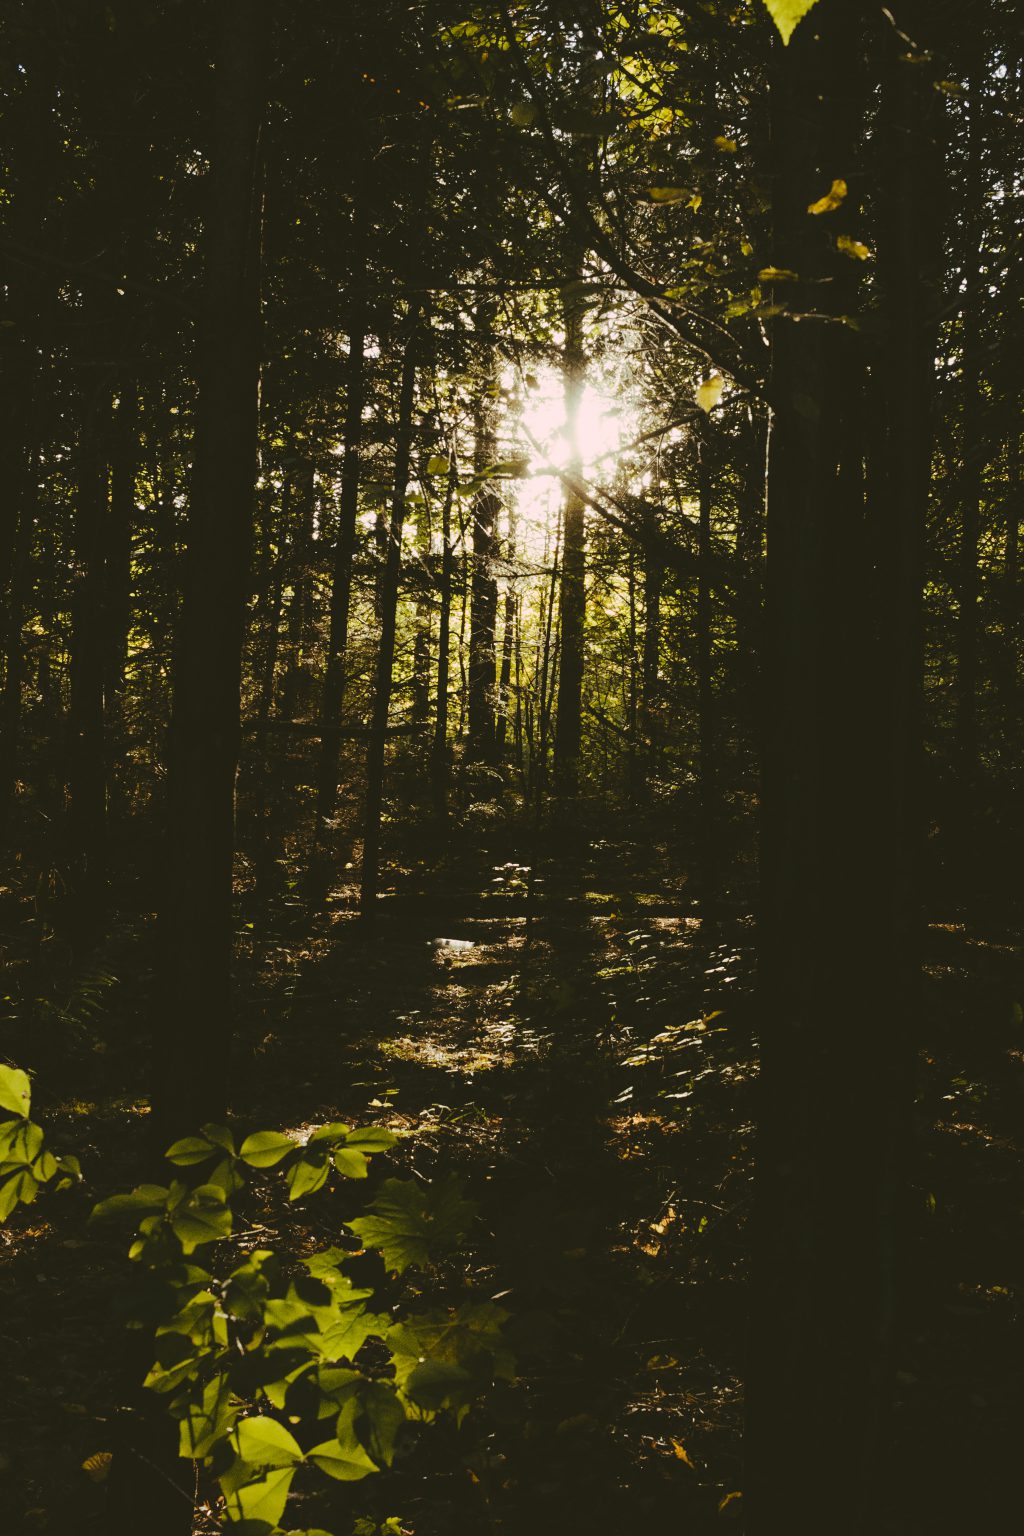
top-left (0, 1064), bottom-right (81, 1222)
top-left (87, 1105), bottom-right (512, 1533)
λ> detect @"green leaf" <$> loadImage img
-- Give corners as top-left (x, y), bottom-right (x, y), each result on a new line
top-left (425, 455), bottom-right (450, 474)
top-left (165, 1135), bottom-right (217, 1166)
top-left (307, 1436), bottom-right (377, 1481)
top-left (233, 1415), bottom-right (304, 1468)
top-left (646, 186), bottom-right (690, 204)
top-left (90, 1184), bottom-right (169, 1223)
top-left (0, 1118), bottom-right (43, 1166)
top-left (349, 1176), bottom-right (475, 1273)
top-left (240, 1130), bottom-right (297, 1168)
top-left (332, 1148), bottom-right (369, 1180)
top-left (221, 1464), bottom-right (296, 1527)
top-left (287, 1155), bottom-right (330, 1202)
top-left (761, 0), bottom-right (820, 45)
top-left (342, 1127), bottom-right (398, 1154)
top-left (358, 1382), bottom-right (407, 1467)
top-left (0, 1167), bottom-right (38, 1220)
top-left (306, 1121), bottom-right (351, 1148)
top-left (0, 1066), bottom-right (31, 1118)
top-left (696, 376), bottom-right (724, 414)
top-left (168, 1185), bottom-right (232, 1253)
top-left (33, 1149), bottom-right (58, 1183)
top-left (179, 1374), bottom-right (239, 1460)
top-left (200, 1122), bottom-right (235, 1154)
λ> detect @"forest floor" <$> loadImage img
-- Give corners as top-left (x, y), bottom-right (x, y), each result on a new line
top-left (0, 816), bottom-right (1021, 1535)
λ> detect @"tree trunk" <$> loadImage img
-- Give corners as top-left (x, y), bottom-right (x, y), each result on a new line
top-left (360, 308), bottom-right (419, 915)
top-left (641, 504), bottom-right (662, 796)
top-left (105, 385), bottom-right (137, 824)
top-left (468, 315), bottom-right (500, 763)
top-left (695, 433), bottom-right (715, 920)
top-left (68, 380), bottom-right (111, 934)
top-left (317, 285), bottom-right (367, 826)
top-left (746, 6), bottom-right (939, 1529)
top-left (954, 67), bottom-right (983, 878)
top-left (554, 278), bottom-right (586, 797)
top-left (432, 449), bottom-right (457, 818)
top-left (153, 0), bottom-right (265, 1141)
top-left (495, 501), bottom-right (517, 755)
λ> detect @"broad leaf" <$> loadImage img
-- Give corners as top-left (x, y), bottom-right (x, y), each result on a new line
top-left (221, 1464), bottom-right (296, 1527)
top-left (307, 1436), bottom-right (376, 1481)
top-left (233, 1415), bottom-right (304, 1468)
top-left (762, 0), bottom-right (820, 44)
top-left (239, 1130), bottom-right (297, 1168)
top-left (0, 1066), bottom-right (31, 1118)
top-left (349, 1175), bottom-right (475, 1273)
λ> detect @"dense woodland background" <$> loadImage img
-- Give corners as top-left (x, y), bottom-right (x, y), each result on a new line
top-left (0, 2), bottom-right (1021, 1534)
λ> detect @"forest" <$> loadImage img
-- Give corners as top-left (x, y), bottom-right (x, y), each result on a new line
top-left (0, 0), bottom-right (1021, 1532)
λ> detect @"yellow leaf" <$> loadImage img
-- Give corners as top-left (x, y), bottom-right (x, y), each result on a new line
top-left (689, 192), bottom-right (702, 211)
top-left (757, 266), bottom-right (798, 282)
top-left (836, 234), bottom-right (871, 260)
top-left (81, 1453), bottom-right (113, 1483)
top-left (718, 1490), bottom-right (744, 1518)
top-left (713, 136), bottom-right (737, 152)
top-left (807, 177), bottom-right (848, 214)
top-left (762, 0), bottom-right (821, 45)
top-left (647, 187), bottom-right (690, 204)
top-left (670, 1438), bottom-right (695, 1468)
top-left (696, 375), bottom-right (724, 413)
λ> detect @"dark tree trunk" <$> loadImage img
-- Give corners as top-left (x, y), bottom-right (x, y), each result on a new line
top-left (695, 433), bottom-right (716, 920)
top-left (495, 502), bottom-right (517, 755)
top-left (432, 451), bottom-right (457, 817)
top-left (468, 318), bottom-right (500, 762)
top-left (153, 0), bottom-right (265, 1141)
top-left (278, 457), bottom-right (315, 724)
top-left (954, 68), bottom-right (984, 872)
top-left (104, 385), bottom-right (137, 823)
top-left (316, 288), bottom-right (367, 826)
top-left (68, 381), bottom-right (111, 933)
top-left (554, 279), bottom-right (586, 797)
top-left (746, 6), bottom-right (940, 1530)
top-left (0, 361), bottom-right (37, 831)
top-left (360, 309), bottom-right (419, 915)
top-left (641, 504), bottom-right (662, 795)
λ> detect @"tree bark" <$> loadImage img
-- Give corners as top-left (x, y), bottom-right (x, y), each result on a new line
top-left (360, 308), bottom-right (419, 915)
top-left (468, 311), bottom-right (500, 763)
top-left (432, 449), bottom-right (457, 817)
top-left (68, 380), bottom-right (111, 933)
top-left (153, 0), bottom-right (265, 1142)
top-left (316, 279), bottom-right (367, 828)
top-left (746, 5), bottom-right (939, 1528)
top-left (554, 278), bottom-right (586, 797)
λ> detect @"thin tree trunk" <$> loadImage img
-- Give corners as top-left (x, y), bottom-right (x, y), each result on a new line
top-left (316, 308), bottom-right (367, 825)
top-left (68, 380), bottom-right (111, 933)
top-left (360, 308), bottom-right (419, 915)
top-left (432, 449), bottom-right (457, 817)
top-left (695, 432), bottom-right (715, 920)
top-left (154, 0), bottom-right (265, 1140)
top-left (468, 314), bottom-right (500, 762)
top-left (554, 278), bottom-right (586, 797)
top-left (105, 385), bottom-right (137, 824)
top-left (496, 501), bottom-right (517, 755)
top-left (955, 67), bottom-right (983, 871)
top-left (641, 504), bottom-right (662, 797)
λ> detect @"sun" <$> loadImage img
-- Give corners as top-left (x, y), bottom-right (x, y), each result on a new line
top-left (517, 366), bottom-right (627, 474)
